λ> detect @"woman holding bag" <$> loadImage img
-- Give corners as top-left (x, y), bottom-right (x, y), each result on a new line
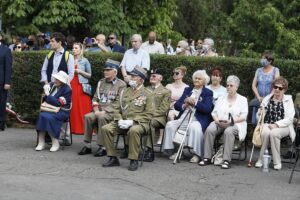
top-left (70, 43), bottom-right (92, 135)
top-left (36, 71), bottom-right (72, 152)
top-left (255, 77), bottom-right (295, 170)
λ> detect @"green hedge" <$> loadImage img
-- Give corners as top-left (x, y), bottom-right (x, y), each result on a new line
top-left (11, 52), bottom-right (300, 123)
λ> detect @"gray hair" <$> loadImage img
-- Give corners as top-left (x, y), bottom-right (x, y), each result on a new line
top-left (177, 40), bottom-right (189, 50)
top-left (203, 38), bottom-right (214, 47)
top-left (226, 75), bottom-right (240, 86)
top-left (192, 70), bottom-right (210, 85)
top-left (131, 34), bottom-right (142, 42)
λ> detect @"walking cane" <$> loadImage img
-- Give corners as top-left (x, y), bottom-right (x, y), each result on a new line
top-left (248, 145), bottom-right (255, 167)
top-left (173, 108), bottom-right (196, 164)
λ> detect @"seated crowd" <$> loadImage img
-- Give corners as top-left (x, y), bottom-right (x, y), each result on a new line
top-left (32, 32), bottom-right (297, 172)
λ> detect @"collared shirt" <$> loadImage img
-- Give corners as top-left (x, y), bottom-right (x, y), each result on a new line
top-left (120, 48), bottom-right (150, 72)
top-left (141, 41), bottom-right (165, 54)
top-left (40, 48), bottom-right (75, 83)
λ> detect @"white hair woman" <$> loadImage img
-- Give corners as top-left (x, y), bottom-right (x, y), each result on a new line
top-left (176, 40), bottom-right (191, 56)
top-left (199, 75), bottom-right (248, 169)
top-left (163, 70), bottom-right (214, 163)
top-left (36, 71), bottom-right (72, 152)
top-left (200, 38), bottom-right (218, 57)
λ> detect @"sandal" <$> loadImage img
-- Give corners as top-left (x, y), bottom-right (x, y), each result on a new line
top-left (221, 160), bottom-right (231, 169)
top-left (198, 158), bottom-right (211, 166)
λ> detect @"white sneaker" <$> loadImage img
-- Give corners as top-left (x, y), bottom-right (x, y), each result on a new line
top-left (35, 132), bottom-right (46, 151)
top-left (189, 155), bottom-right (200, 163)
top-left (255, 160), bottom-right (263, 168)
top-left (50, 138), bottom-right (60, 152)
top-left (35, 143), bottom-right (45, 151)
top-left (274, 164), bottom-right (282, 170)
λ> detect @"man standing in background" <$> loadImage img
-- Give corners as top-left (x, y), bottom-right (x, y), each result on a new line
top-left (0, 33), bottom-right (13, 131)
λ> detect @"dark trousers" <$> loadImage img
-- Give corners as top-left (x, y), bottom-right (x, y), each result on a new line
top-left (0, 86), bottom-right (8, 123)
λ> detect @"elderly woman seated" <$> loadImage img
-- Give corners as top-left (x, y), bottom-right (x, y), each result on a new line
top-left (199, 75), bottom-right (248, 169)
top-left (163, 70), bottom-right (214, 163)
top-left (255, 77), bottom-right (295, 170)
top-left (35, 71), bottom-right (72, 152)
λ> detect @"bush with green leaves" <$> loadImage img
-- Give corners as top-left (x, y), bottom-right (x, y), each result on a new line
top-left (11, 52), bottom-right (300, 123)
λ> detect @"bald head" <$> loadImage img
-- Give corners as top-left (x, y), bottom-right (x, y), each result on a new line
top-left (148, 31), bottom-right (156, 44)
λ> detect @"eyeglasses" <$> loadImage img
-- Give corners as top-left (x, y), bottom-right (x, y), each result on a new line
top-left (173, 72), bottom-right (180, 76)
top-left (108, 37), bottom-right (115, 40)
top-left (273, 85), bottom-right (284, 91)
top-left (226, 84), bottom-right (234, 87)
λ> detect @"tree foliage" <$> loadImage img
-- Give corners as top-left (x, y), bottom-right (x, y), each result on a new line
top-left (174, 0), bottom-right (300, 59)
top-left (1, 0), bottom-right (177, 41)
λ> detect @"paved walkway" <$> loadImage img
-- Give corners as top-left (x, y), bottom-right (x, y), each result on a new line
top-left (0, 128), bottom-right (299, 200)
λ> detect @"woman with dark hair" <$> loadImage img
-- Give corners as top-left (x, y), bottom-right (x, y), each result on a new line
top-left (255, 77), bottom-right (295, 170)
top-left (251, 52), bottom-right (280, 125)
top-left (207, 67), bottom-right (227, 104)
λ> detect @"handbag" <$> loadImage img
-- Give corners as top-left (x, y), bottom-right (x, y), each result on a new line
top-left (40, 102), bottom-right (60, 113)
top-left (252, 107), bottom-right (266, 147)
top-left (173, 129), bottom-right (188, 145)
top-left (82, 83), bottom-right (92, 96)
top-left (211, 145), bottom-right (224, 165)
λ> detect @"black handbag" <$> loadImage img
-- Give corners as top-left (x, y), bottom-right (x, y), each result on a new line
top-left (82, 83), bottom-right (92, 96)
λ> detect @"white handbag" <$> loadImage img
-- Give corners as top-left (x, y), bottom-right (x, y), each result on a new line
top-left (173, 129), bottom-right (188, 145)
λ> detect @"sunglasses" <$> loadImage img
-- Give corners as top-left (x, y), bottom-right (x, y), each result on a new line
top-left (173, 72), bottom-right (180, 75)
top-left (226, 84), bottom-right (234, 87)
top-left (108, 37), bottom-right (115, 40)
top-left (273, 85), bottom-right (284, 91)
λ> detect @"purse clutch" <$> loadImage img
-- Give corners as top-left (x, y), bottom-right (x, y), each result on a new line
top-left (40, 102), bottom-right (60, 113)
top-left (82, 83), bottom-right (92, 96)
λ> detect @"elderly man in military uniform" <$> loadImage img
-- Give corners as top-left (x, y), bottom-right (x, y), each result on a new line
top-left (78, 59), bottom-right (126, 157)
top-left (143, 69), bottom-right (171, 162)
top-left (101, 66), bottom-right (153, 171)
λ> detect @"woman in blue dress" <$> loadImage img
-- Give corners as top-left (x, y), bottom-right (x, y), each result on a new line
top-left (251, 52), bottom-right (280, 125)
top-left (35, 71), bottom-right (72, 152)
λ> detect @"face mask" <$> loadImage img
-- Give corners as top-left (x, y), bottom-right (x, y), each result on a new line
top-left (176, 47), bottom-right (182, 54)
top-left (27, 41), bottom-right (34, 46)
top-left (129, 80), bottom-right (137, 89)
top-left (202, 44), bottom-right (209, 50)
top-left (260, 58), bottom-right (269, 67)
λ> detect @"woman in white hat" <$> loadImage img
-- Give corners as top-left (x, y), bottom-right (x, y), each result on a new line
top-left (35, 71), bottom-right (72, 152)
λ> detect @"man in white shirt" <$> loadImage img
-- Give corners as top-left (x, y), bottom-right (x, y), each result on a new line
top-left (141, 31), bottom-right (165, 54)
top-left (120, 34), bottom-right (150, 83)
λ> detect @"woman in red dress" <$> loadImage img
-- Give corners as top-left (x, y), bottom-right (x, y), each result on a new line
top-left (70, 43), bottom-right (92, 134)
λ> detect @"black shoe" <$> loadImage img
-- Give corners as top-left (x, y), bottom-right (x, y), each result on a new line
top-left (120, 146), bottom-right (128, 159)
top-left (102, 157), bottom-right (120, 167)
top-left (78, 146), bottom-right (92, 155)
top-left (0, 121), bottom-right (5, 131)
top-left (61, 139), bottom-right (71, 146)
top-left (128, 160), bottom-right (138, 171)
top-left (282, 151), bottom-right (296, 159)
top-left (94, 147), bottom-right (107, 157)
top-left (141, 149), bottom-right (154, 162)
